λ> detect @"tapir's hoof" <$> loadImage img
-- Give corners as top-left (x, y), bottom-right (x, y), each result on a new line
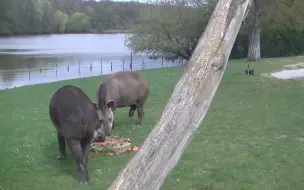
top-left (133, 123), bottom-right (141, 130)
top-left (79, 180), bottom-right (88, 185)
top-left (56, 154), bottom-right (65, 160)
top-left (129, 110), bottom-right (135, 118)
top-left (79, 176), bottom-right (88, 184)
top-left (132, 125), bottom-right (138, 130)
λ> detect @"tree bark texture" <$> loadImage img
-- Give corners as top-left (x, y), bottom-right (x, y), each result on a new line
top-left (108, 0), bottom-right (252, 189)
top-left (247, 0), bottom-right (264, 61)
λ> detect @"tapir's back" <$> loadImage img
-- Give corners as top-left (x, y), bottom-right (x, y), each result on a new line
top-left (97, 71), bottom-right (149, 108)
top-left (49, 85), bottom-right (98, 138)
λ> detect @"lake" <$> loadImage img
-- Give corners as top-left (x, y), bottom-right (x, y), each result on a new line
top-left (0, 33), bottom-right (183, 90)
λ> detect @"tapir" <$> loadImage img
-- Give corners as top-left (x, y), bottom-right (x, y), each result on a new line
top-left (96, 70), bottom-right (149, 132)
top-left (49, 85), bottom-right (107, 184)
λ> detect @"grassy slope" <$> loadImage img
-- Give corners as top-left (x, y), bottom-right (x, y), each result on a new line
top-left (162, 56), bottom-right (304, 190)
top-left (1, 56), bottom-right (304, 189)
top-left (0, 67), bottom-right (182, 190)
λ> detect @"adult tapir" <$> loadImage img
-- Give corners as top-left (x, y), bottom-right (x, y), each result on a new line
top-left (96, 70), bottom-right (149, 131)
top-left (49, 85), bottom-right (107, 184)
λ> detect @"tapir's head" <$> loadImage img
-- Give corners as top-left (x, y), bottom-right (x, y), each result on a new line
top-left (92, 100), bottom-right (114, 137)
top-left (91, 101), bottom-right (106, 142)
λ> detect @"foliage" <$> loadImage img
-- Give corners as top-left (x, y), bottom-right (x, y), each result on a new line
top-left (1, 0), bottom-right (303, 59)
top-left (126, 0), bottom-right (216, 60)
top-left (67, 12), bottom-right (90, 33)
top-left (54, 10), bottom-right (68, 33)
top-left (0, 0), bottom-right (146, 36)
top-left (127, 0), bottom-right (304, 60)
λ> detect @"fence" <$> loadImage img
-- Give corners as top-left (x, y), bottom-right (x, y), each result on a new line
top-left (0, 53), bottom-right (185, 90)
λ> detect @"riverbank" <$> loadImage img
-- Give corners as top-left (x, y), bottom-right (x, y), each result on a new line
top-left (2, 56), bottom-right (304, 189)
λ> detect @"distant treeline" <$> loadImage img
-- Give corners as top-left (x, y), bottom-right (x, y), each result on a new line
top-left (125, 0), bottom-right (304, 60)
top-left (0, 0), bottom-right (148, 36)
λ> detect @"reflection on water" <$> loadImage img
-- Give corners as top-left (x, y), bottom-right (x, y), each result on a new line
top-left (0, 33), bottom-right (130, 55)
top-left (0, 34), bottom-right (183, 90)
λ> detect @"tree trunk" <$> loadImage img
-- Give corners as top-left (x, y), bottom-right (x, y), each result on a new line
top-left (247, 0), bottom-right (264, 61)
top-left (109, 0), bottom-right (252, 189)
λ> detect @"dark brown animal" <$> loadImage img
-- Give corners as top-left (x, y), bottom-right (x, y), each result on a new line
top-left (96, 71), bottom-right (149, 132)
top-left (49, 85), bottom-right (106, 184)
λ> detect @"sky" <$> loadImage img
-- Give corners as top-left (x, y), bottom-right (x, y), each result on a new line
top-left (95, 0), bottom-right (148, 2)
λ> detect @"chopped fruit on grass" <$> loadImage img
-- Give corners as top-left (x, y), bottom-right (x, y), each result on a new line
top-left (132, 145), bottom-right (139, 151)
top-left (108, 152), bottom-right (114, 156)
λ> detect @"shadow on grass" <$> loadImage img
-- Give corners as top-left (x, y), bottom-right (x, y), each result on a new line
top-left (43, 139), bottom-right (78, 181)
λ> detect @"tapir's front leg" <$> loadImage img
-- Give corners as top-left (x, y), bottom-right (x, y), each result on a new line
top-left (56, 131), bottom-right (66, 159)
top-left (81, 139), bottom-right (91, 167)
top-left (67, 139), bottom-right (88, 184)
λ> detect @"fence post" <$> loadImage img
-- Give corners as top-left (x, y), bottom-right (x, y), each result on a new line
top-left (90, 64), bottom-right (92, 71)
top-left (67, 65), bottom-right (70, 72)
top-left (142, 60), bottom-right (145, 70)
top-left (162, 56), bottom-right (164, 67)
top-left (78, 61), bottom-right (81, 76)
top-left (56, 64), bottom-right (58, 76)
top-left (122, 59), bottom-right (124, 71)
top-left (111, 62), bottom-right (113, 71)
top-left (101, 58), bottom-right (103, 75)
top-left (28, 64), bottom-right (31, 81)
top-left (130, 52), bottom-right (133, 71)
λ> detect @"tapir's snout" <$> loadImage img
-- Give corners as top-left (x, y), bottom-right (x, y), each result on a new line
top-left (97, 135), bottom-right (105, 142)
top-left (93, 128), bottom-right (106, 142)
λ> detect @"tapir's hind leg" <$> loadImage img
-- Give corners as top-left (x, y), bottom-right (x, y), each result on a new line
top-left (56, 131), bottom-right (66, 159)
top-left (128, 105), bottom-right (137, 118)
top-left (135, 92), bottom-right (148, 125)
top-left (135, 106), bottom-right (145, 125)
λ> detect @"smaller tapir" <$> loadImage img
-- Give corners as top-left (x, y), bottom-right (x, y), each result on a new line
top-left (96, 70), bottom-right (149, 133)
top-left (49, 85), bottom-right (106, 184)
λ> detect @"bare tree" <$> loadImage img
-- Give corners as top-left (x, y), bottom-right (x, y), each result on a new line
top-left (247, 0), bottom-right (264, 61)
top-left (109, 0), bottom-right (252, 189)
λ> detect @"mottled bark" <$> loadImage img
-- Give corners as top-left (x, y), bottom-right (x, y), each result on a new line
top-left (247, 0), bottom-right (264, 61)
top-left (108, 0), bottom-right (252, 190)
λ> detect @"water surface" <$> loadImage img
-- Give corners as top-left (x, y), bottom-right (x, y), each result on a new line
top-left (0, 33), bottom-right (181, 90)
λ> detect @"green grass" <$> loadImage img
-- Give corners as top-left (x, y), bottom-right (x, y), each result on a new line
top-left (1, 56), bottom-right (304, 189)
top-left (162, 56), bottom-right (304, 190)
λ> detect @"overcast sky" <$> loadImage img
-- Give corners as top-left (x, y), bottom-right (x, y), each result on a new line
top-left (95, 0), bottom-right (148, 2)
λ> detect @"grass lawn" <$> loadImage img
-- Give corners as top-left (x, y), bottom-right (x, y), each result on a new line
top-left (1, 56), bottom-right (304, 189)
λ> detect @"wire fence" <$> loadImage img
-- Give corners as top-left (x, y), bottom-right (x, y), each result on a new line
top-left (0, 53), bottom-right (185, 90)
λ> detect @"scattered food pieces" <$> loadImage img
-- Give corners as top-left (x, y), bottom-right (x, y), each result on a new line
top-left (132, 145), bottom-right (139, 151)
top-left (108, 152), bottom-right (114, 156)
top-left (91, 136), bottom-right (140, 155)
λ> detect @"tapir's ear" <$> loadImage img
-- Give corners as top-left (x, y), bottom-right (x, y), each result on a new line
top-left (107, 100), bottom-right (115, 110)
top-left (92, 101), bottom-right (99, 109)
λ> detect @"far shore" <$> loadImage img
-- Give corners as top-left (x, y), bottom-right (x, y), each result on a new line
top-left (0, 29), bottom-right (132, 38)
